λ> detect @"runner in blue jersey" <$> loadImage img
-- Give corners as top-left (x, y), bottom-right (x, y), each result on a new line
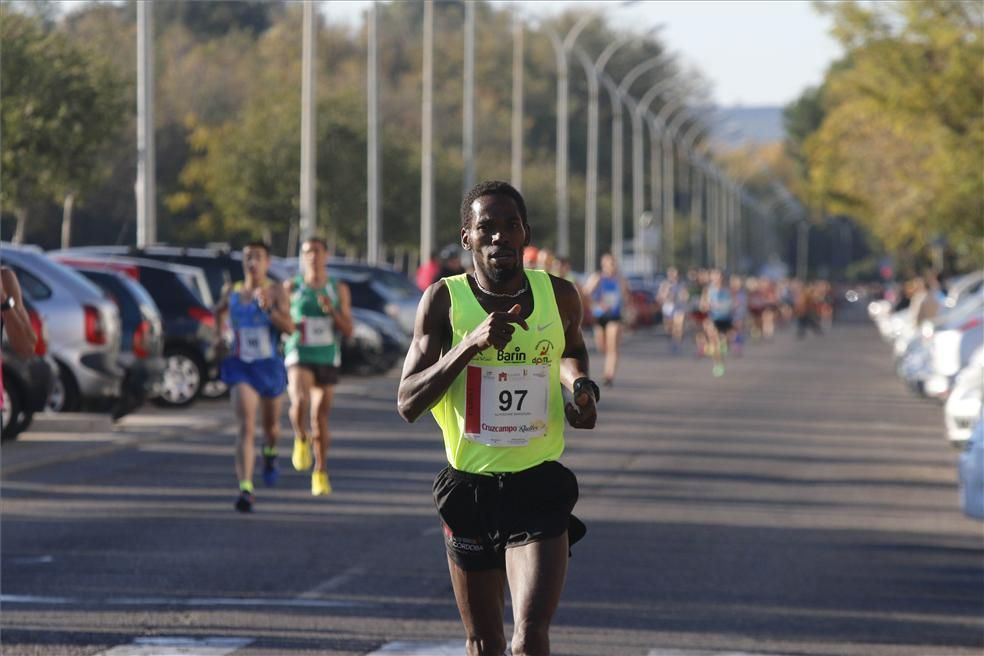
top-left (583, 253), bottom-right (631, 386)
top-left (214, 242), bottom-right (294, 512)
top-left (658, 267), bottom-right (690, 354)
top-left (701, 269), bottom-right (734, 377)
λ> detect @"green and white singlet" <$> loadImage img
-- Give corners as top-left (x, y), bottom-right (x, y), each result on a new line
top-left (431, 269), bottom-right (567, 474)
top-left (284, 275), bottom-right (341, 367)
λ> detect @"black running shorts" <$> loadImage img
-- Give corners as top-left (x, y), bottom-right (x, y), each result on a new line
top-left (433, 460), bottom-right (586, 571)
top-left (713, 318), bottom-right (734, 333)
top-left (292, 363), bottom-right (339, 386)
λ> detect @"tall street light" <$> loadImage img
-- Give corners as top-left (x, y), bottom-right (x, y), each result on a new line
top-left (511, 12), bottom-right (523, 190)
top-left (573, 31), bottom-right (649, 272)
top-left (299, 0), bottom-right (318, 245)
top-left (367, 1), bottom-right (380, 264)
top-left (420, 0), bottom-right (434, 268)
top-left (136, 0), bottom-right (156, 247)
top-left (462, 0), bottom-right (475, 192)
top-left (544, 14), bottom-right (595, 258)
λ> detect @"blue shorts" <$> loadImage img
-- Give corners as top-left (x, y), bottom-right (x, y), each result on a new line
top-left (220, 357), bottom-right (287, 398)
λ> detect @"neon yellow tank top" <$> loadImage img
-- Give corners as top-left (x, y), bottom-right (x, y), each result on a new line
top-left (431, 269), bottom-right (566, 474)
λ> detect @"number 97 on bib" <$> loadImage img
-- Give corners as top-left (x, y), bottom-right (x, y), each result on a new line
top-left (464, 364), bottom-right (549, 447)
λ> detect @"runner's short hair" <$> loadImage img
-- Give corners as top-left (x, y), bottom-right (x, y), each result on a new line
top-left (303, 235), bottom-right (328, 251)
top-left (460, 180), bottom-right (528, 229)
top-left (244, 240), bottom-right (271, 256)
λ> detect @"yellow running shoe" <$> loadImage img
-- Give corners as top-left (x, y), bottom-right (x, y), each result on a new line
top-left (311, 470), bottom-right (332, 496)
top-left (292, 436), bottom-right (312, 472)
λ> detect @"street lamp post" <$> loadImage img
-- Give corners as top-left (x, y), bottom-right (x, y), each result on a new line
top-left (367, 1), bottom-right (380, 264)
top-left (299, 0), bottom-right (318, 245)
top-left (136, 0), bottom-right (156, 247)
top-left (573, 37), bottom-right (633, 273)
top-left (544, 14), bottom-right (595, 258)
top-left (420, 0), bottom-right (434, 267)
top-left (462, 0), bottom-right (475, 192)
top-left (511, 13), bottom-right (523, 190)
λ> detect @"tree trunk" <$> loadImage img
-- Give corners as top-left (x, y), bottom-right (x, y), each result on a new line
top-left (12, 207), bottom-right (27, 244)
top-left (61, 192), bottom-right (76, 249)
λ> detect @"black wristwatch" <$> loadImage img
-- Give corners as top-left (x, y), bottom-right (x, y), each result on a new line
top-left (0, 296), bottom-right (14, 312)
top-left (572, 377), bottom-right (600, 403)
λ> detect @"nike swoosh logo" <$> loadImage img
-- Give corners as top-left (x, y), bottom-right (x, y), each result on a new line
top-left (537, 322), bottom-right (554, 331)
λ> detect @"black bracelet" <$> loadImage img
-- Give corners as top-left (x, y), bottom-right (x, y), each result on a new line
top-left (572, 377), bottom-right (600, 403)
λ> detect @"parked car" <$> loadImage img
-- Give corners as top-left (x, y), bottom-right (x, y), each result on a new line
top-left (55, 244), bottom-right (292, 304)
top-left (49, 254), bottom-right (218, 407)
top-left (958, 410), bottom-right (984, 520)
top-left (2, 246), bottom-right (123, 412)
top-left (68, 266), bottom-right (166, 419)
top-left (922, 294), bottom-right (984, 400)
top-left (326, 262), bottom-right (420, 336)
top-left (342, 307), bottom-right (411, 376)
top-left (2, 299), bottom-right (57, 440)
top-left (944, 347), bottom-right (984, 448)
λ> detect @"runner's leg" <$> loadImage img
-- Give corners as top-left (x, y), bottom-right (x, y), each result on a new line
top-left (506, 533), bottom-right (569, 656)
top-left (604, 321), bottom-right (621, 384)
top-left (232, 383), bottom-right (259, 485)
top-left (309, 383), bottom-right (334, 472)
top-left (260, 394), bottom-right (282, 454)
top-left (447, 560), bottom-right (508, 656)
top-left (287, 366), bottom-right (312, 440)
top-left (592, 324), bottom-right (605, 355)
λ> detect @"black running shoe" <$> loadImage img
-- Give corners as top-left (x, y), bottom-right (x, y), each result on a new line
top-left (235, 490), bottom-right (254, 512)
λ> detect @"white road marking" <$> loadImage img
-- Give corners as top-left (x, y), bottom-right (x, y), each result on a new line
top-left (647, 651), bottom-right (792, 656)
top-left (365, 642), bottom-right (466, 656)
top-left (93, 636), bottom-right (252, 656)
top-left (419, 525), bottom-right (443, 536)
top-left (1, 594), bottom-right (370, 609)
top-left (0, 594), bottom-right (72, 604)
top-left (299, 565), bottom-right (367, 598)
top-left (8, 555), bottom-right (54, 564)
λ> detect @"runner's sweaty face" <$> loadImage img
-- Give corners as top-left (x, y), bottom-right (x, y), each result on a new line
top-left (243, 246), bottom-right (269, 280)
top-left (462, 194), bottom-right (529, 284)
top-left (301, 240), bottom-right (328, 276)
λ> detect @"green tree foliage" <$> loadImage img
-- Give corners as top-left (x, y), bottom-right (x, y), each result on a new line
top-left (800, 0), bottom-right (983, 268)
top-left (0, 8), bottom-right (128, 241)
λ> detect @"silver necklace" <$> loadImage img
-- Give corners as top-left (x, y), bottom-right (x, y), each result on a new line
top-left (471, 275), bottom-right (528, 298)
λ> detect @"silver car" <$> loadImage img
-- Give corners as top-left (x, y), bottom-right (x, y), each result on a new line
top-left (1, 245), bottom-right (123, 412)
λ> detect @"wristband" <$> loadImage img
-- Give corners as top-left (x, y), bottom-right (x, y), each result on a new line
top-left (572, 377), bottom-right (600, 403)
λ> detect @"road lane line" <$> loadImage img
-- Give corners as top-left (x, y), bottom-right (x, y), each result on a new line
top-left (647, 650), bottom-right (793, 656)
top-left (299, 565), bottom-right (367, 598)
top-left (365, 642), bottom-right (465, 655)
top-left (92, 636), bottom-right (253, 656)
top-left (1, 594), bottom-right (371, 609)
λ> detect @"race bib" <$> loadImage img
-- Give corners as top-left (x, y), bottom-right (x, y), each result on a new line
top-left (463, 364), bottom-right (549, 447)
top-left (602, 291), bottom-right (620, 311)
top-left (662, 302), bottom-right (676, 316)
top-left (238, 326), bottom-right (273, 362)
top-left (302, 316), bottom-right (335, 346)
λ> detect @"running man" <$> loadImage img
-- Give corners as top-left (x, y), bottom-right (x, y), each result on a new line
top-left (397, 180), bottom-right (598, 656)
top-left (583, 253), bottom-right (631, 386)
top-left (284, 236), bottom-right (353, 496)
top-left (214, 242), bottom-right (293, 512)
top-left (701, 269), bottom-right (735, 377)
top-left (657, 267), bottom-right (689, 354)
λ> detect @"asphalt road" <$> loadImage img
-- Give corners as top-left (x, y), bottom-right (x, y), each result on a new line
top-left (2, 314), bottom-right (982, 656)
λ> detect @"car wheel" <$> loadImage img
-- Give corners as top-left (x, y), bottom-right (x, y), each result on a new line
top-left (1, 381), bottom-right (24, 442)
top-left (155, 349), bottom-right (204, 407)
top-left (47, 365), bottom-right (81, 413)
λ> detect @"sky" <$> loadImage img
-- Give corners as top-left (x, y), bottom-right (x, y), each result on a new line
top-left (320, 0), bottom-right (844, 108)
top-left (59, 0), bottom-right (843, 107)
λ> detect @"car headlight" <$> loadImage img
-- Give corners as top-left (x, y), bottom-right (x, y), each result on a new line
top-left (921, 321), bottom-right (934, 340)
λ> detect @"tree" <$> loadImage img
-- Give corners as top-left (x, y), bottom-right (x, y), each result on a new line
top-left (0, 9), bottom-right (128, 243)
top-left (802, 0), bottom-right (984, 268)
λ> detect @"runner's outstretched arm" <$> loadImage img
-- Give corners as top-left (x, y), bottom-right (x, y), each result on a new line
top-left (552, 276), bottom-right (597, 429)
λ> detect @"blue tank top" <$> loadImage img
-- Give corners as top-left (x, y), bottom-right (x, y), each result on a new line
top-left (592, 275), bottom-right (623, 317)
top-left (228, 283), bottom-right (280, 363)
top-left (708, 285), bottom-right (733, 320)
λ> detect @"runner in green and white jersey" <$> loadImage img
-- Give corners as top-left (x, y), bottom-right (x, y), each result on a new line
top-left (283, 237), bottom-right (353, 496)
